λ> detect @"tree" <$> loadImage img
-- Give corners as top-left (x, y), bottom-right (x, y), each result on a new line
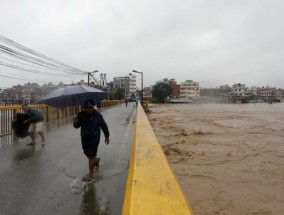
top-left (152, 82), bottom-right (171, 103)
top-left (115, 88), bottom-right (125, 99)
top-left (106, 87), bottom-right (125, 100)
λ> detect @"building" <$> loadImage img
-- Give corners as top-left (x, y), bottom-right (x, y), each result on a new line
top-left (229, 83), bottom-right (251, 103)
top-left (169, 79), bottom-right (180, 99)
top-left (179, 80), bottom-right (200, 99)
top-left (257, 87), bottom-right (277, 102)
top-left (113, 76), bottom-right (132, 98)
top-left (276, 88), bottom-right (284, 102)
top-left (128, 74), bottom-right (137, 97)
top-left (155, 78), bottom-right (200, 102)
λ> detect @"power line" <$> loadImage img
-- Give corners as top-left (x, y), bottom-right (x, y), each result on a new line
top-left (0, 55), bottom-right (62, 71)
top-left (0, 61), bottom-right (81, 77)
top-left (0, 71), bottom-right (81, 84)
top-left (0, 70), bottom-right (38, 80)
top-left (0, 73), bottom-right (46, 82)
top-left (0, 35), bottom-right (92, 86)
top-left (0, 35), bottom-right (88, 74)
top-left (0, 45), bottom-right (86, 75)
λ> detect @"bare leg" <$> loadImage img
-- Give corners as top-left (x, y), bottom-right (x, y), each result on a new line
top-left (38, 132), bottom-right (45, 143)
top-left (95, 156), bottom-right (100, 168)
top-left (88, 157), bottom-right (97, 180)
top-left (30, 132), bottom-right (36, 144)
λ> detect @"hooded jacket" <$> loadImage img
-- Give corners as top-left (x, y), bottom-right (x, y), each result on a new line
top-left (73, 110), bottom-right (109, 145)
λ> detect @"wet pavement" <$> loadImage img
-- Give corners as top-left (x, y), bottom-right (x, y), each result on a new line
top-left (0, 103), bottom-right (136, 215)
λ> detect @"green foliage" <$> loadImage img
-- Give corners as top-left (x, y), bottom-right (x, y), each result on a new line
top-left (107, 88), bottom-right (125, 100)
top-left (152, 82), bottom-right (171, 103)
top-left (115, 88), bottom-right (125, 99)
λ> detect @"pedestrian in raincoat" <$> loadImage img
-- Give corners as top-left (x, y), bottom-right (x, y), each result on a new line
top-left (73, 99), bottom-right (110, 181)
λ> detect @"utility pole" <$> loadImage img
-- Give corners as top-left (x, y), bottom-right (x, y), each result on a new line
top-left (88, 73), bottom-right (90, 86)
top-left (100, 73), bottom-right (107, 88)
top-left (88, 70), bottom-right (99, 86)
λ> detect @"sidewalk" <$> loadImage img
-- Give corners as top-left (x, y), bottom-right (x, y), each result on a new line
top-left (0, 103), bottom-right (137, 215)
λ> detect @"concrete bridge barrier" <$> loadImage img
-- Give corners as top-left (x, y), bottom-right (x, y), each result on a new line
top-left (123, 103), bottom-right (194, 215)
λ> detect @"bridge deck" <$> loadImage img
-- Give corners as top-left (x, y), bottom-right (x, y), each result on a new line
top-left (0, 103), bottom-right (136, 215)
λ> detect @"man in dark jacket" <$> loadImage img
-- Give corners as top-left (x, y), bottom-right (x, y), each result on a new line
top-left (73, 99), bottom-right (110, 181)
top-left (22, 104), bottom-right (45, 146)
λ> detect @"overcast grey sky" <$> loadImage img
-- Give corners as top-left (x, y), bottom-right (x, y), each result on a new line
top-left (1, 0), bottom-right (284, 89)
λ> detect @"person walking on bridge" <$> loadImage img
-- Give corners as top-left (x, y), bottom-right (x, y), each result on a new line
top-left (22, 104), bottom-right (45, 146)
top-left (73, 99), bottom-right (110, 181)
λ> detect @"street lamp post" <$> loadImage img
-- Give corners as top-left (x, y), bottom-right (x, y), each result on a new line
top-left (131, 70), bottom-right (143, 106)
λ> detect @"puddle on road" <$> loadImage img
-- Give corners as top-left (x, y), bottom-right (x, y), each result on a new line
top-left (70, 174), bottom-right (103, 195)
top-left (69, 159), bottom-right (129, 195)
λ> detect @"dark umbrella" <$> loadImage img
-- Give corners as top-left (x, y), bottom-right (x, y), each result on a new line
top-left (35, 85), bottom-right (106, 108)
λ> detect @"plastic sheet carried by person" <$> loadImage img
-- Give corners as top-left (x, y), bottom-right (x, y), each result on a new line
top-left (12, 113), bottom-right (30, 138)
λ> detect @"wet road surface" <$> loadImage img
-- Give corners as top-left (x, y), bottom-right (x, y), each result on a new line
top-left (0, 103), bottom-right (136, 215)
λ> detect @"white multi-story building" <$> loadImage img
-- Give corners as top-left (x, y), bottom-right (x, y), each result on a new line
top-left (229, 83), bottom-right (251, 103)
top-left (129, 74), bottom-right (137, 96)
top-left (231, 83), bottom-right (250, 97)
top-left (179, 80), bottom-right (200, 99)
top-left (113, 75), bottom-right (136, 98)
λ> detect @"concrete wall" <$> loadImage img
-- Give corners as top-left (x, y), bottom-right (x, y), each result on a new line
top-left (123, 104), bottom-right (194, 215)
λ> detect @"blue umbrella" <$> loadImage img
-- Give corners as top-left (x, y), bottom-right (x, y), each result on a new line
top-left (35, 85), bottom-right (106, 108)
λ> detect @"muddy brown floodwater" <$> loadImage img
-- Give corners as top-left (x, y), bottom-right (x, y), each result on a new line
top-left (148, 103), bottom-right (284, 215)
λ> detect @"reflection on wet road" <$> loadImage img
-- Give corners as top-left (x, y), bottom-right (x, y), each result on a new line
top-left (0, 103), bottom-right (136, 215)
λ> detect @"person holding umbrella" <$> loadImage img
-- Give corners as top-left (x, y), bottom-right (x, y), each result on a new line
top-left (73, 99), bottom-right (110, 181)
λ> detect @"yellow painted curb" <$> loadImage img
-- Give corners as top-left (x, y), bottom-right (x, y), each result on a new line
top-left (123, 104), bottom-right (194, 215)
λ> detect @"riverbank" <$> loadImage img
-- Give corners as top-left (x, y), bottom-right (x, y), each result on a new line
top-left (148, 103), bottom-right (284, 215)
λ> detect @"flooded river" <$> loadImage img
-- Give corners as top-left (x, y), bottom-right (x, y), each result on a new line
top-left (148, 103), bottom-right (284, 215)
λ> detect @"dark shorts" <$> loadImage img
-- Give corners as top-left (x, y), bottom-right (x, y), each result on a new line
top-left (82, 143), bottom-right (99, 158)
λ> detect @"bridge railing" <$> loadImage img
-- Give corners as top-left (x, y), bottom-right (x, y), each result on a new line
top-left (0, 100), bottom-right (123, 137)
top-left (122, 103), bottom-right (194, 215)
